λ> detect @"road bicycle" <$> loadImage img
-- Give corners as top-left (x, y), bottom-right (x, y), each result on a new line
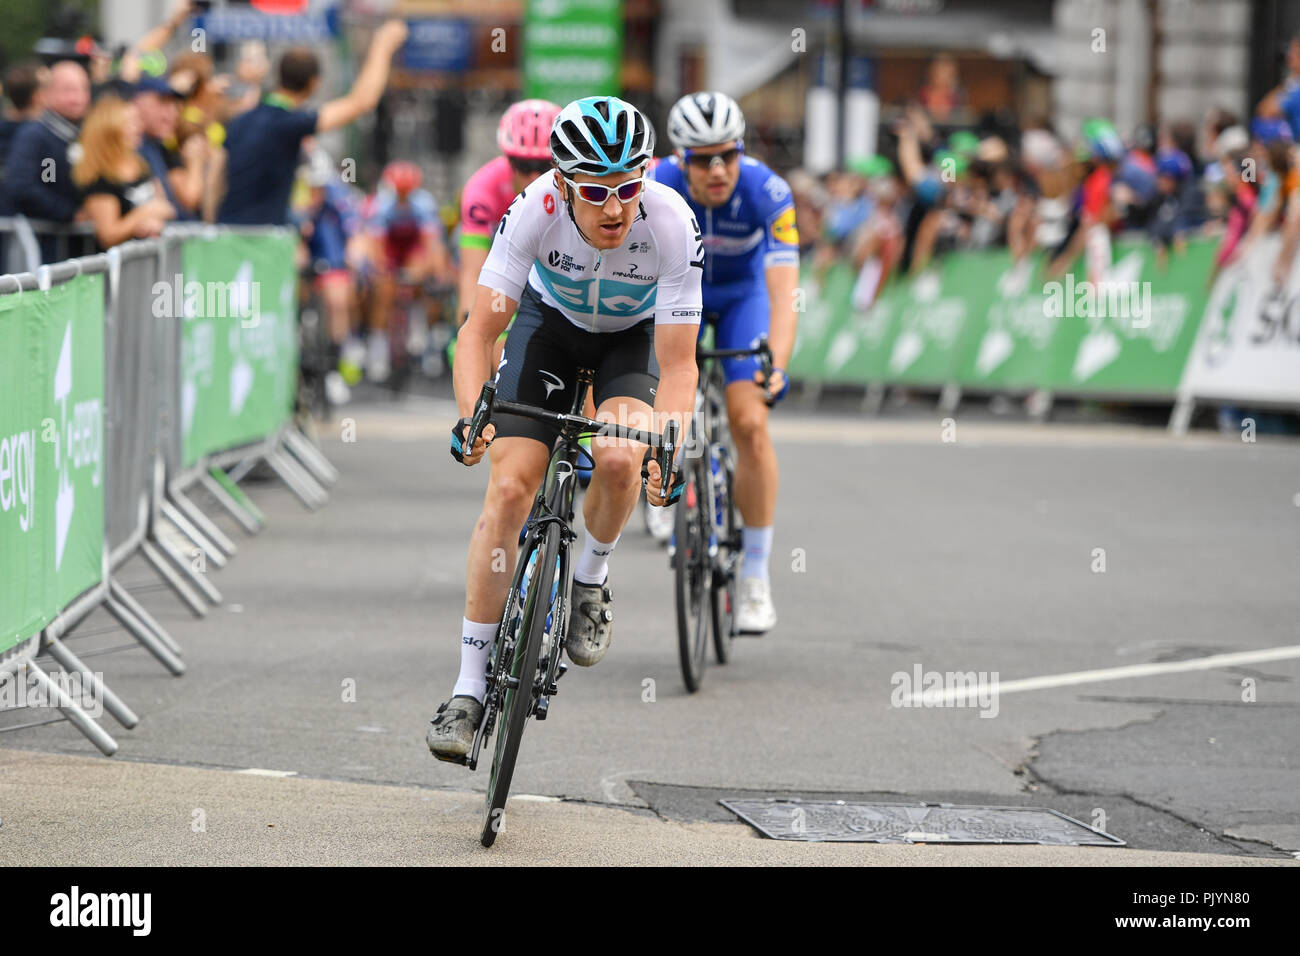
top-left (672, 337), bottom-right (774, 693)
top-left (455, 373), bottom-right (680, 847)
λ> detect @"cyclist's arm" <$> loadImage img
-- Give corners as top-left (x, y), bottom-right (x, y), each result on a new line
top-left (454, 285), bottom-right (516, 419)
top-left (316, 20), bottom-right (407, 133)
top-left (652, 322), bottom-right (699, 451)
top-left (457, 184), bottom-right (545, 416)
top-left (764, 263), bottom-right (799, 372)
top-left (758, 175), bottom-right (801, 376)
top-left (651, 202), bottom-right (705, 453)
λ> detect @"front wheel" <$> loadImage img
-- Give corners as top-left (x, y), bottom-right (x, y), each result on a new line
top-left (675, 456), bottom-right (711, 693)
top-left (481, 526), bottom-right (558, 847)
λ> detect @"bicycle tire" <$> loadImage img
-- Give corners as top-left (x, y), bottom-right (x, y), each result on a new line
top-left (711, 457), bottom-right (738, 664)
top-left (675, 455), bottom-right (711, 692)
top-left (481, 524), bottom-right (558, 847)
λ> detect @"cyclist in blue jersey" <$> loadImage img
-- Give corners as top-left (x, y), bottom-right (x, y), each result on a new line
top-left (650, 91), bottom-right (799, 634)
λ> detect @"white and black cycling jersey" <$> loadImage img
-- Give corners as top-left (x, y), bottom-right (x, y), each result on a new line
top-left (477, 176), bottom-right (705, 333)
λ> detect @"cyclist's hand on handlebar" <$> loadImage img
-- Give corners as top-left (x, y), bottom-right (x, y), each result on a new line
top-left (754, 367), bottom-right (789, 405)
top-left (450, 417), bottom-right (496, 466)
top-left (641, 450), bottom-right (684, 507)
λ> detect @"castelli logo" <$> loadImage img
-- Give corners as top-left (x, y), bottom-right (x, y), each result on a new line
top-left (544, 194), bottom-right (556, 215)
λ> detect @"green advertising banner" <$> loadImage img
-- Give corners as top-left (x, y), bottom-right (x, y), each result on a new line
top-left (0, 274), bottom-right (105, 652)
top-left (788, 262), bottom-right (854, 381)
top-left (792, 238), bottom-right (1218, 397)
top-left (523, 0), bottom-right (623, 105)
top-left (949, 252), bottom-right (1059, 389)
top-left (1039, 239), bottom-right (1215, 394)
top-left (176, 235), bottom-right (298, 468)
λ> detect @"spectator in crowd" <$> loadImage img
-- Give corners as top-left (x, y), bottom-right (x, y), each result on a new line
top-left (1257, 33), bottom-right (1300, 143)
top-left (168, 53), bottom-right (235, 222)
top-left (1148, 147), bottom-right (1198, 259)
top-left (0, 61), bottom-right (47, 212)
top-left (1113, 124), bottom-right (1159, 229)
top-left (133, 75), bottom-right (203, 220)
top-left (3, 58), bottom-right (91, 258)
top-left (72, 95), bottom-right (175, 249)
top-left (784, 168), bottom-right (828, 262)
top-left (846, 156), bottom-right (903, 309)
top-left (117, 0), bottom-right (197, 86)
top-left (917, 54), bottom-right (966, 125)
top-left (227, 41), bottom-right (272, 117)
top-left (1046, 118), bottom-right (1124, 281)
top-left (217, 19), bottom-right (409, 226)
top-left (1206, 125), bottom-right (1256, 283)
top-left (894, 104), bottom-right (952, 273)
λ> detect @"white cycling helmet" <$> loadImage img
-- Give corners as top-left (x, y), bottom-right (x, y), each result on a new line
top-left (550, 96), bottom-right (656, 177)
top-left (667, 91), bottom-right (746, 150)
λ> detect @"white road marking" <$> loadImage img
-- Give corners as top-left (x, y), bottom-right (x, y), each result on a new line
top-left (511, 794), bottom-right (561, 803)
top-left (907, 645), bottom-right (1300, 706)
top-left (235, 768), bottom-right (299, 777)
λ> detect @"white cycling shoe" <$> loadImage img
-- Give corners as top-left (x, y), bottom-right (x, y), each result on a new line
top-left (736, 577), bottom-right (777, 634)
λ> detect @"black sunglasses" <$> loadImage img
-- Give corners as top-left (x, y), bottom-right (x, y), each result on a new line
top-left (509, 157), bottom-right (553, 176)
top-left (683, 144), bottom-right (745, 169)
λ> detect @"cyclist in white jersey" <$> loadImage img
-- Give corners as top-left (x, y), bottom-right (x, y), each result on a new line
top-left (428, 96), bottom-right (704, 760)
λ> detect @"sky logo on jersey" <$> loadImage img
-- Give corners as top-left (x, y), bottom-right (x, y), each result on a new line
top-left (771, 207), bottom-right (799, 246)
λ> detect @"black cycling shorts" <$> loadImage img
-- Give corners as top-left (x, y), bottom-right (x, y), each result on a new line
top-left (491, 285), bottom-right (659, 446)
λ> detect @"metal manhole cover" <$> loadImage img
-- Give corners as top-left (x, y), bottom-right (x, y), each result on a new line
top-left (720, 799), bottom-right (1125, 845)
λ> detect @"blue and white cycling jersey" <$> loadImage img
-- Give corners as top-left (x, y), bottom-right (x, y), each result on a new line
top-left (651, 155), bottom-right (798, 383)
top-left (650, 155), bottom-right (799, 287)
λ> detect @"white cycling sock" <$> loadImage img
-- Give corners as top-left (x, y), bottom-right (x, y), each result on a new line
top-left (452, 618), bottom-right (497, 702)
top-left (574, 531), bottom-right (619, 586)
top-left (740, 525), bottom-right (774, 583)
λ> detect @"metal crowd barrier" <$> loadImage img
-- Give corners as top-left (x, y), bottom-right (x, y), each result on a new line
top-left (0, 225), bottom-right (337, 755)
top-left (0, 216), bottom-right (98, 275)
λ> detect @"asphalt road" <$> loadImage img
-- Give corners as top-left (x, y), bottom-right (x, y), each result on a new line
top-left (1, 397), bottom-right (1297, 864)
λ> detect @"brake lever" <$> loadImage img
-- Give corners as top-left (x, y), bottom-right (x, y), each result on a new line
top-left (465, 380), bottom-right (496, 450)
top-left (758, 337), bottom-right (776, 408)
top-left (658, 419), bottom-right (679, 500)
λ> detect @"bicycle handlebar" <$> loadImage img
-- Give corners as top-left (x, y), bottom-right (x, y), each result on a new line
top-left (697, 335), bottom-right (777, 407)
top-left (462, 380), bottom-right (682, 456)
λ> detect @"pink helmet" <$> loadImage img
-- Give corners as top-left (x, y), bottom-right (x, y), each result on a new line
top-left (498, 99), bottom-right (562, 161)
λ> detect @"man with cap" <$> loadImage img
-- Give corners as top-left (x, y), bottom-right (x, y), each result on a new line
top-left (134, 75), bottom-right (204, 220)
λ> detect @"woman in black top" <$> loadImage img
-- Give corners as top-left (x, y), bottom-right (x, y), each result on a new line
top-left (73, 94), bottom-right (175, 249)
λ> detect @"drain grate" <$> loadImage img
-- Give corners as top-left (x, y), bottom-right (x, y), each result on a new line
top-left (720, 799), bottom-right (1125, 845)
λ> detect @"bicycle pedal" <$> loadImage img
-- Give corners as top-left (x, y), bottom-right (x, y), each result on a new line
top-left (431, 751), bottom-right (470, 766)
top-left (535, 696), bottom-right (549, 720)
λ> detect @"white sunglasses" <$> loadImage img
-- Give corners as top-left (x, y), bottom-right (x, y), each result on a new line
top-left (562, 175), bottom-right (647, 205)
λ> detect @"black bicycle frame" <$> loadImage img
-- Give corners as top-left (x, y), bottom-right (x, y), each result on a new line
top-left (461, 369), bottom-right (679, 769)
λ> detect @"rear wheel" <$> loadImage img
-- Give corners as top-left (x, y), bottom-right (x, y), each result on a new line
top-left (675, 456), bottom-right (711, 693)
top-left (481, 526), bottom-right (558, 847)
top-left (711, 456), bottom-right (739, 664)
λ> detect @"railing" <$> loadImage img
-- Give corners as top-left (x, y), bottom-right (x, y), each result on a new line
top-left (0, 226), bottom-right (337, 755)
top-left (788, 236), bottom-right (1300, 431)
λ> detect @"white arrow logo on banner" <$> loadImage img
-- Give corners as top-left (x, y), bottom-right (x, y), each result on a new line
top-left (230, 358), bottom-right (254, 415)
top-left (1073, 328), bottom-right (1121, 380)
top-left (53, 323), bottom-right (74, 570)
top-left (825, 329), bottom-right (859, 372)
top-left (1071, 252), bottom-right (1144, 381)
top-left (889, 329), bottom-right (924, 373)
top-left (975, 327), bottom-right (1014, 375)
